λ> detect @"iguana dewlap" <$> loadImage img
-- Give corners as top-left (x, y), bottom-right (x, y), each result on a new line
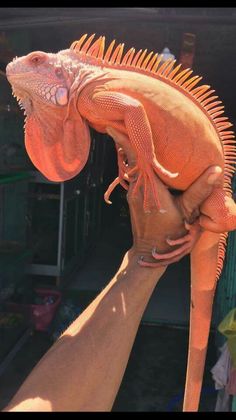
top-left (6, 34), bottom-right (236, 411)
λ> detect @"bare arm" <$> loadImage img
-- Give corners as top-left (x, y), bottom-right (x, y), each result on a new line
top-left (4, 252), bottom-right (165, 412)
top-left (3, 132), bottom-right (222, 412)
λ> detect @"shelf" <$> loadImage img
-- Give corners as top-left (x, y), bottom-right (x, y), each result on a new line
top-left (0, 172), bottom-right (33, 185)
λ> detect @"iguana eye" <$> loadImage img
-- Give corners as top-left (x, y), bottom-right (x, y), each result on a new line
top-left (28, 52), bottom-right (46, 65)
top-left (31, 56), bottom-right (40, 64)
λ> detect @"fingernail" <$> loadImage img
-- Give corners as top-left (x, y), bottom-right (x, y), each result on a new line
top-left (184, 221), bottom-right (191, 229)
top-left (207, 166), bottom-right (222, 184)
top-left (152, 247), bottom-right (157, 256)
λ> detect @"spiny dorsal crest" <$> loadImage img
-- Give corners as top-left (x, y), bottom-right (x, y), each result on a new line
top-left (70, 34), bottom-right (233, 134)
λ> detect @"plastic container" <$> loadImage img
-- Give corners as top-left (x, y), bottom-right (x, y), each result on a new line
top-left (6, 288), bottom-right (62, 332)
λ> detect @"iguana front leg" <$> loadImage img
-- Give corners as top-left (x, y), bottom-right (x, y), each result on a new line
top-left (88, 91), bottom-right (178, 211)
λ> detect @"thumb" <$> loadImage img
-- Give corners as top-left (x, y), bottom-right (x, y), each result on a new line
top-left (178, 165), bottom-right (223, 222)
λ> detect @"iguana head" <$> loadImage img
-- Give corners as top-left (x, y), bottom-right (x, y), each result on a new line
top-left (6, 50), bottom-right (91, 182)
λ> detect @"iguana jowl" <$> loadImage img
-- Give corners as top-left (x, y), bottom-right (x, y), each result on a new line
top-left (6, 34), bottom-right (236, 411)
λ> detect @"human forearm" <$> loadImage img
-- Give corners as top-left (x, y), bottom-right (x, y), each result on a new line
top-left (4, 250), bottom-right (164, 412)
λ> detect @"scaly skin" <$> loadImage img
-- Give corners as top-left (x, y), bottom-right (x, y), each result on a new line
top-left (6, 35), bottom-right (236, 411)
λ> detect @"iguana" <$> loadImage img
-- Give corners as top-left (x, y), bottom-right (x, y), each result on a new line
top-left (6, 34), bottom-right (236, 411)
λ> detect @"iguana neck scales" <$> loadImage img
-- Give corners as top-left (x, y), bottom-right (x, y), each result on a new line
top-left (6, 34), bottom-right (236, 411)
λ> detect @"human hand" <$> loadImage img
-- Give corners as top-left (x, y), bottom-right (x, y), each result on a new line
top-left (106, 127), bottom-right (222, 267)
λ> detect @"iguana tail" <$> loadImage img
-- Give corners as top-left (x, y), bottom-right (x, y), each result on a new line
top-left (183, 230), bottom-right (225, 411)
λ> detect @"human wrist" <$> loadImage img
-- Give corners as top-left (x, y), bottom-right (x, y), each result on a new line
top-left (129, 237), bottom-right (167, 263)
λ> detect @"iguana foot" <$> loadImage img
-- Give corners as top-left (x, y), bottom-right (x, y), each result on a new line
top-left (104, 176), bottom-right (129, 205)
top-left (138, 221), bottom-right (202, 267)
top-left (130, 164), bottom-right (165, 211)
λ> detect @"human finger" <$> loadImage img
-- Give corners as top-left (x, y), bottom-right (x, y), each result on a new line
top-left (152, 242), bottom-right (191, 260)
top-left (177, 165), bottom-right (223, 222)
top-left (138, 247), bottom-right (191, 267)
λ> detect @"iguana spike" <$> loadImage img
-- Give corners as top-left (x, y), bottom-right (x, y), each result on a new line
top-left (221, 131), bottom-right (234, 135)
top-left (225, 166), bottom-right (235, 172)
top-left (190, 85), bottom-right (210, 97)
top-left (212, 111), bottom-right (226, 119)
top-left (168, 63), bottom-right (182, 80)
top-left (115, 43), bottom-right (124, 64)
top-left (121, 48), bottom-right (135, 66)
top-left (205, 101), bottom-right (222, 111)
top-left (211, 117), bottom-right (228, 123)
top-left (216, 123), bottom-right (231, 130)
top-left (146, 53), bottom-right (158, 71)
top-left (141, 51), bottom-right (154, 70)
top-left (131, 49), bottom-right (143, 67)
top-left (172, 68), bottom-right (191, 84)
top-left (182, 75), bottom-right (200, 89)
top-left (70, 34), bottom-right (87, 51)
top-left (201, 96), bottom-right (218, 107)
top-left (225, 152), bottom-right (236, 158)
top-left (110, 43), bottom-right (123, 64)
top-left (126, 49), bottom-right (136, 66)
top-left (156, 58), bottom-right (173, 75)
top-left (225, 164), bottom-right (235, 170)
top-left (177, 70), bottom-right (194, 86)
top-left (194, 87), bottom-right (212, 100)
top-left (186, 77), bottom-right (203, 92)
top-left (225, 168), bottom-right (235, 174)
top-left (221, 136), bottom-right (235, 140)
top-left (209, 105), bottom-right (224, 115)
top-left (162, 59), bottom-right (176, 77)
top-left (197, 89), bottom-right (215, 102)
top-left (87, 36), bottom-right (103, 57)
top-left (104, 40), bottom-right (116, 62)
top-left (224, 145), bottom-right (235, 150)
top-left (98, 36), bottom-right (105, 59)
top-left (136, 49), bottom-right (148, 68)
top-left (151, 54), bottom-right (163, 73)
top-left (81, 34), bottom-right (96, 53)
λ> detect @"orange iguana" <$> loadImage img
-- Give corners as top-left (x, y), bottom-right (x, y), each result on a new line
top-left (6, 34), bottom-right (236, 411)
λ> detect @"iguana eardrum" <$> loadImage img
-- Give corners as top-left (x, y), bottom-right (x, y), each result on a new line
top-left (6, 34), bottom-right (236, 411)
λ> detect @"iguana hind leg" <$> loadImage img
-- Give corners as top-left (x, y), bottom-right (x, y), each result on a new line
top-left (183, 230), bottom-right (221, 411)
